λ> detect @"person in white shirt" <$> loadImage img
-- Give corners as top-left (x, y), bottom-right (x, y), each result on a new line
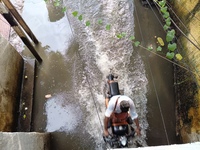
top-left (104, 95), bottom-right (141, 136)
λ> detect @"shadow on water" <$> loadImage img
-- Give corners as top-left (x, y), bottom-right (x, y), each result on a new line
top-left (21, 0), bottom-right (177, 149)
top-left (134, 1), bottom-right (177, 146)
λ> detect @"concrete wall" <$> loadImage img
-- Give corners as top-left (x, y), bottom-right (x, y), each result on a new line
top-left (0, 132), bottom-right (51, 150)
top-left (0, 34), bottom-right (24, 131)
top-left (110, 142), bottom-right (200, 150)
top-left (0, 14), bottom-right (10, 40)
top-left (170, 0), bottom-right (200, 143)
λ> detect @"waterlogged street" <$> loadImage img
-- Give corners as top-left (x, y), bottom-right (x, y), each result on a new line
top-left (16, 0), bottom-right (177, 149)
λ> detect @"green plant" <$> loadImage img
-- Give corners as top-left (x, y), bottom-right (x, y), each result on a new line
top-left (166, 51), bottom-right (175, 59)
top-left (168, 43), bottom-right (177, 51)
top-left (78, 15), bottom-right (83, 21)
top-left (54, 0), bottom-right (60, 7)
top-left (129, 35), bottom-right (135, 41)
top-left (85, 21), bottom-right (90, 26)
top-left (154, 0), bottom-right (183, 61)
top-left (62, 7), bottom-right (67, 13)
top-left (157, 46), bottom-right (162, 51)
top-left (72, 11), bottom-right (78, 17)
top-left (116, 32), bottom-right (126, 39)
top-left (98, 19), bottom-right (103, 24)
top-left (166, 29), bottom-right (175, 42)
top-left (106, 24), bottom-right (111, 30)
top-left (134, 41), bottom-right (140, 47)
top-left (45, 0), bottom-right (183, 62)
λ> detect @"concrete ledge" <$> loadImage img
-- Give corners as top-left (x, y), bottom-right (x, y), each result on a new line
top-left (109, 142), bottom-right (200, 150)
top-left (0, 132), bottom-right (50, 150)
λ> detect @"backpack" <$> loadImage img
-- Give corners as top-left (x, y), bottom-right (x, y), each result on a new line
top-left (111, 97), bottom-right (129, 126)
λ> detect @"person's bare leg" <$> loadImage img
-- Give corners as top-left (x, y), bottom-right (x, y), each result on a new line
top-left (105, 97), bottom-right (109, 108)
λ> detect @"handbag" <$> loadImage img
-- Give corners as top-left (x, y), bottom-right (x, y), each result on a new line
top-left (111, 97), bottom-right (129, 126)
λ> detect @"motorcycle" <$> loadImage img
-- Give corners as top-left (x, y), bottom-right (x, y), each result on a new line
top-left (103, 74), bottom-right (136, 148)
top-left (140, 0), bottom-right (155, 7)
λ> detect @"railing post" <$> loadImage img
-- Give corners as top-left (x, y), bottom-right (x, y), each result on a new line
top-left (0, 3), bottom-right (42, 63)
top-left (2, 0), bottom-right (39, 44)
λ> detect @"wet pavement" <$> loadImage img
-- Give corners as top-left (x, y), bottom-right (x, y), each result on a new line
top-left (19, 0), bottom-right (177, 149)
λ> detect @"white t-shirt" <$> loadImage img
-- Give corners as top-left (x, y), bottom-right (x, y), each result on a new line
top-left (105, 95), bottom-right (138, 120)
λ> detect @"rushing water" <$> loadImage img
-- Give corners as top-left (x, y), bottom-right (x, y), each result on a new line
top-left (63, 0), bottom-right (148, 148)
top-left (21, 0), bottom-right (149, 149)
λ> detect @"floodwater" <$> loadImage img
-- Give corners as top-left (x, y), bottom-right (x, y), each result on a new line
top-left (133, 1), bottom-right (177, 146)
top-left (20, 0), bottom-right (177, 149)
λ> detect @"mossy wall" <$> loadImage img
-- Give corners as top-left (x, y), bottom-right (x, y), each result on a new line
top-left (0, 35), bottom-right (23, 131)
top-left (170, 0), bottom-right (200, 143)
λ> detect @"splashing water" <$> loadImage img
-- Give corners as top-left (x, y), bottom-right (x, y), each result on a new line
top-left (11, 0), bottom-right (148, 148)
top-left (64, 0), bottom-right (149, 147)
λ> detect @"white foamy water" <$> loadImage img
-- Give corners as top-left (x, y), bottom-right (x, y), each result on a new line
top-left (22, 0), bottom-right (72, 55)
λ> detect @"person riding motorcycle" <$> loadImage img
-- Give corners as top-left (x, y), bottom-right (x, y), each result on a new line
top-left (103, 95), bottom-right (141, 137)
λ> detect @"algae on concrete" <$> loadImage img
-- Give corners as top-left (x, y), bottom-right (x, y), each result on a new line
top-left (170, 0), bottom-right (200, 143)
top-left (0, 35), bottom-right (24, 131)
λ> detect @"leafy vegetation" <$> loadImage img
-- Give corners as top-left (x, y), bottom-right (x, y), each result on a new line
top-left (78, 15), bottom-right (83, 21)
top-left (157, 46), bottom-right (162, 51)
top-left (72, 11), bottom-right (78, 17)
top-left (98, 19), bottom-right (103, 24)
top-left (106, 24), bottom-right (111, 30)
top-left (54, 0), bottom-right (60, 7)
top-left (116, 32), bottom-right (126, 39)
top-left (62, 7), bottom-right (67, 13)
top-left (85, 21), bottom-right (90, 26)
top-left (154, 0), bottom-right (183, 61)
top-left (44, 0), bottom-right (183, 62)
top-left (166, 29), bottom-right (175, 42)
